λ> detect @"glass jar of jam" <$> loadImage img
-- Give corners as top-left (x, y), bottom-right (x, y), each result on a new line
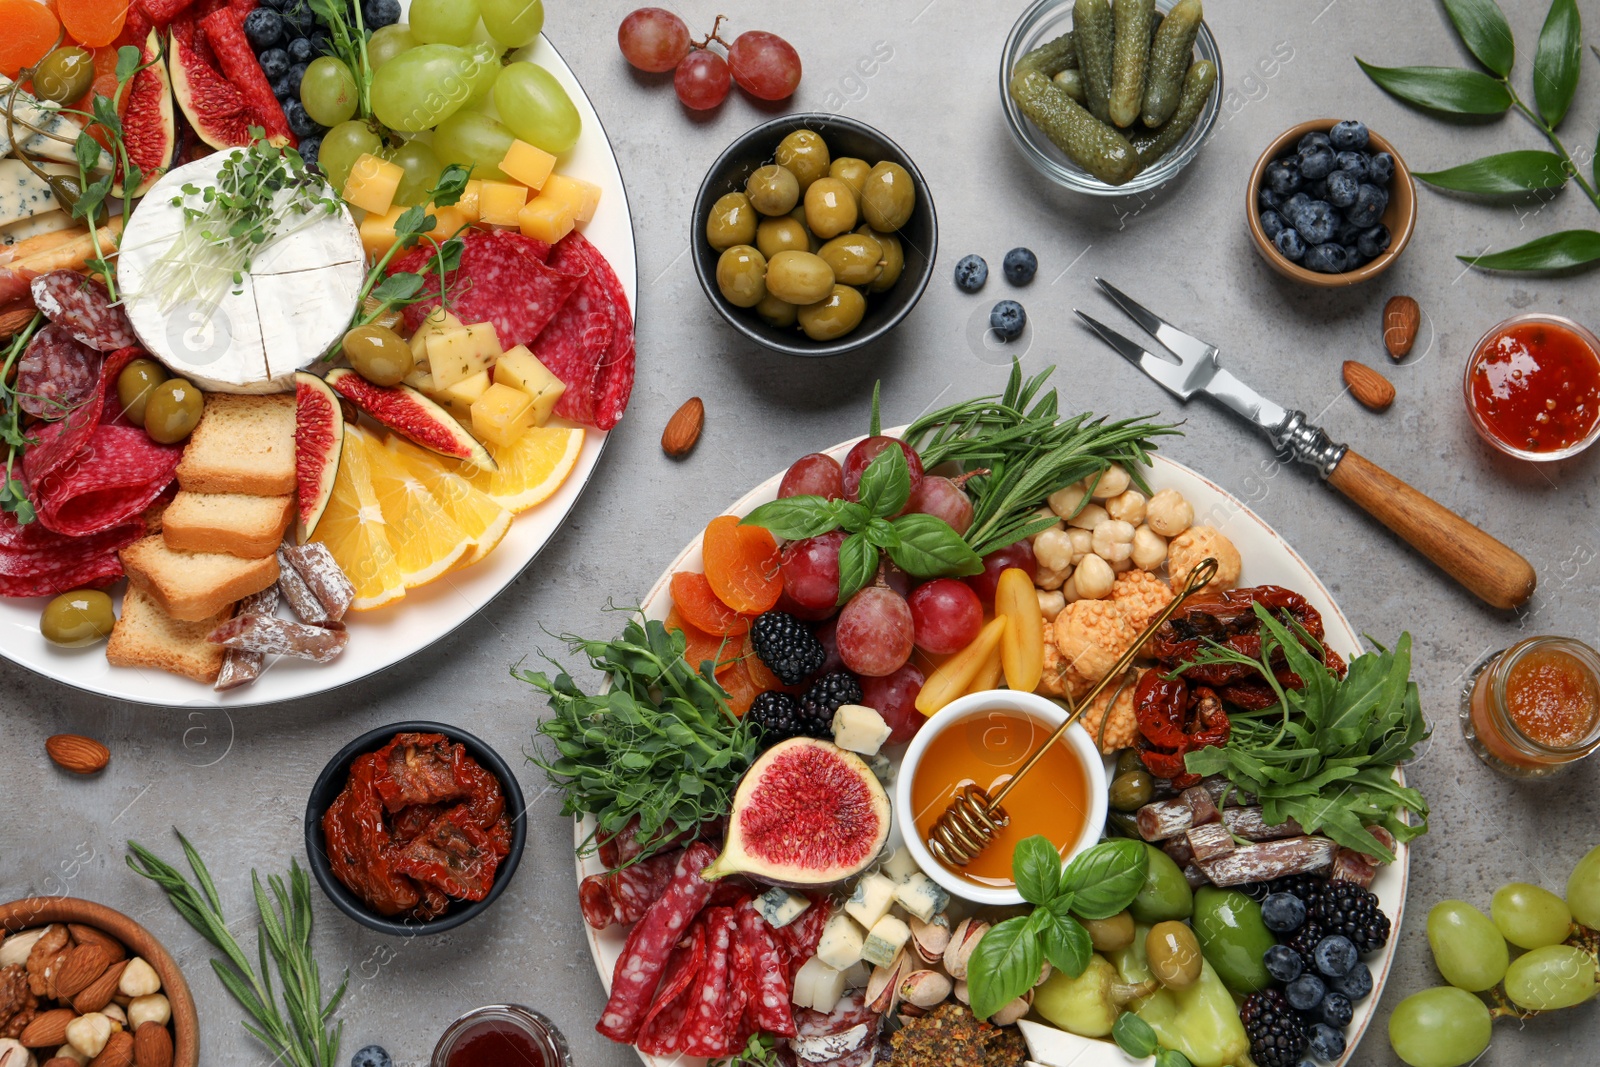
top-left (1463, 313), bottom-right (1600, 460)
top-left (431, 1005), bottom-right (573, 1067)
top-left (1460, 636), bottom-right (1600, 778)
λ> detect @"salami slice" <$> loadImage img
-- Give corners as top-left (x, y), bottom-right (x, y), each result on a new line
top-left (391, 230), bottom-right (583, 346)
top-left (774, 895), bottom-right (831, 980)
top-left (534, 232), bottom-right (635, 431)
top-left (17, 323), bottom-right (102, 419)
top-left (579, 848), bottom-right (683, 930)
top-left (30, 270), bottom-right (137, 352)
top-left (682, 906), bottom-right (738, 1058)
top-left (738, 904), bottom-right (799, 1038)
top-left (0, 508), bottom-right (141, 597)
top-left (635, 922), bottom-right (706, 1057)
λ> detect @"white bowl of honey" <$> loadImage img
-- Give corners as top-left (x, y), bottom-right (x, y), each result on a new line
top-left (896, 689), bottom-right (1109, 906)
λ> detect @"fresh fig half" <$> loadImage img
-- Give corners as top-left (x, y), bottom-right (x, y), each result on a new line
top-left (168, 20), bottom-right (260, 149)
top-left (294, 371), bottom-right (344, 543)
top-left (326, 367), bottom-right (496, 473)
top-left (701, 737), bottom-right (891, 887)
top-left (115, 31), bottom-right (175, 197)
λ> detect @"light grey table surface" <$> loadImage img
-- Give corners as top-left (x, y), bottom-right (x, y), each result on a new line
top-left (4, 1), bottom-right (1599, 1064)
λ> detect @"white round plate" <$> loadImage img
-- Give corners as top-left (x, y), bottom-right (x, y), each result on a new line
top-left (574, 434), bottom-right (1407, 1067)
top-left (0, 34), bottom-right (635, 707)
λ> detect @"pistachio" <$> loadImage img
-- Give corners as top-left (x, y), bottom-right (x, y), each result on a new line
top-left (897, 969), bottom-right (954, 1009)
top-left (0, 929), bottom-right (47, 969)
top-left (988, 991), bottom-right (1033, 1026)
top-left (0, 1038), bottom-right (32, 1067)
top-left (941, 917), bottom-right (989, 980)
top-left (952, 978), bottom-right (969, 1005)
top-left (99, 1003), bottom-right (125, 1029)
top-left (864, 949), bottom-right (910, 1014)
top-left (908, 913), bottom-right (952, 964)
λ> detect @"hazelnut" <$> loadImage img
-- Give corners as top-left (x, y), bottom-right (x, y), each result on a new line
top-left (1131, 525), bottom-right (1167, 571)
top-left (1047, 481), bottom-right (1090, 519)
top-left (1036, 589), bottom-right (1066, 621)
top-left (1066, 502), bottom-right (1109, 532)
top-left (1106, 488), bottom-right (1146, 525)
top-left (1091, 519), bottom-right (1135, 563)
top-left (126, 995), bottom-right (169, 1031)
top-left (1033, 528), bottom-right (1073, 572)
top-left (65, 1014), bottom-right (111, 1059)
top-left (1146, 489), bottom-right (1193, 538)
top-left (1090, 464), bottom-right (1131, 500)
top-left (115, 960), bottom-right (158, 1000)
top-left (1071, 554), bottom-right (1115, 600)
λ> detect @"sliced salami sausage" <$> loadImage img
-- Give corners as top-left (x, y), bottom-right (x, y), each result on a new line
top-left (682, 906), bottom-right (738, 1058)
top-left (635, 921), bottom-right (706, 1057)
top-left (534, 232), bottom-right (634, 431)
top-left (579, 848), bottom-right (683, 930)
top-left (30, 270), bottom-right (137, 351)
top-left (391, 230), bottom-right (583, 347)
top-left (17, 323), bottom-right (102, 419)
top-left (738, 903), bottom-right (798, 1038)
top-left (0, 508), bottom-right (142, 597)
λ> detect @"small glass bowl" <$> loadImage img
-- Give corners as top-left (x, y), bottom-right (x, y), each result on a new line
top-left (999, 0), bottom-right (1223, 196)
top-left (1462, 313), bottom-right (1600, 462)
top-left (431, 1005), bottom-right (573, 1067)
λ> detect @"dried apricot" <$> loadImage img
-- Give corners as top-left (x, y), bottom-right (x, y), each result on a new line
top-left (0, 0), bottom-right (61, 77)
top-left (665, 607), bottom-right (737, 676)
top-left (718, 656), bottom-right (760, 717)
top-left (670, 570), bottom-right (753, 637)
top-left (58, 0), bottom-right (126, 48)
top-left (702, 515), bottom-right (782, 614)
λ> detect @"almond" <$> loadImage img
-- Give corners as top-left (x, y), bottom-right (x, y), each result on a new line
top-left (68, 927), bottom-right (126, 963)
top-left (132, 1023), bottom-right (173, 1067)
top-left (90, 1030), bottom-right (133, 1067)
top-left (43, 1059), bottom-right (84, 1067)
top-left (661, 397), bottom-right (704, 458)
top-left (1343, 361), bottom-right (1396, 412)
top-left (45, 735), bottom-right (110, 775)
top-left (0, 306), bottom-right (37, 342)
top-left (1383, 295), bottom-right (1420, 359)
top-left (53, 944), bottom-right (113, 1000)
top-left (72, 960), bottom-right (128, 1015)
top-left (20, 1007), bottom-right (76, 1048)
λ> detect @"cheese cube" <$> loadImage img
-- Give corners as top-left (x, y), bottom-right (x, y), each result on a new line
top-left (455, 179), bottom-right (483, 222)
top-left (814, 912), bottom-right (866, 971)
top-left (471, 383), bottom-right (537, 448)
top-left (754, 887), bottom-right (811, 929)
top-left (408, 309), bottom-right (462, 363)
top-left (841, 960), bottom-right (872, 990)
top-left (358, 203), bottom-right (468, 257)
top-left (425, 322), bottom-right (502, 389)
top-left (832, 704), bottom-right (891, 756)
top-left (478, 180), bottom-right (529, 227)
top-left (892, 873), bottom-right (951, 924)
top-left (879, 846), bottom-right (922, 884)
top-left (517, 195), bottom-right (575, 245)
top-left (429, 369), bottom-right (492, 421)
top-left (843, 873), bottom-right (897, 929)
top-left (540, 172), bottom-right (602, 223)
top-left (342, 153), bottom-right (404, 215)
top-left (500, 139), bottom-right (557, 191)
top-left (529, 380), bottom-right (566, 427)
top-left (861, 915), bottom-right (911, 968)
top-left (791, 957), bottom-right (846, 1014)
top-left (495, 345), bottom-right (566, 426)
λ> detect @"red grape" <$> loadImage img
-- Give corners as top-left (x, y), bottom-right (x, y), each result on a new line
top-left (674, 48), bottom-right (730, 109)
top-left (727, 30), bottom-right (802, 100)
top-left (779, 452), bottom-right (845, 500)
top-left (835, 586), bottom-right (914, 677)
top-left (618, 8), bottom-right (691, 73)
top-left (842, 436), bottom-right (924, 502)
top-left (860, 664), bottom-right (925, 745)
top-left (882, 560), bottom-right (913, 599)
top-left (966, 541), bottom-right (1037, 604)
top-left (906, 475), bottom-right (974, 535)
top-left (814, 616), bottom-right (845, 675)
top-left (907, 579), bottom-right (983, 654)
top-left (780, 530), bottom-right (844, 613)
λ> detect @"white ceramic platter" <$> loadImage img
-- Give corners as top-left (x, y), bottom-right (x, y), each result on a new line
top-left (0, 33), bottom-right (635, 706)
top-left (574, 433), bottom-right (1407, 1067)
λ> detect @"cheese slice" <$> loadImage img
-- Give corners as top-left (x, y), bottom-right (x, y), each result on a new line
top-left (0, 160), bottom-right (78, 229)
top-left (1, 208), bottom-right (77, 247)
top-left (0, 77), bottom-right (98, 167)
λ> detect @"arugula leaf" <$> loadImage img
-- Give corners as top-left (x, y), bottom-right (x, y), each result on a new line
top-left (1012, 835), bottom-right (1062, 906)
top-left (966, 916), bottom-right (1041, 1020)
top-left (1058, 839), bottom-right (1148, 919)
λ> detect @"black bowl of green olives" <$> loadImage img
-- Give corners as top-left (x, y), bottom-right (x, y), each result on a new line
top-left (693, 114), bottom-right (937, 357)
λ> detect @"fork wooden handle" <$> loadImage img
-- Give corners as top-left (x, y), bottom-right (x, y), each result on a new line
top-left (1326, 448), bottom-right (1536, 610)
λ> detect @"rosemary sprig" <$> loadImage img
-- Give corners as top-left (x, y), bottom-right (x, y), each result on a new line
top-left (127, 832), bottom-right (348, 1067)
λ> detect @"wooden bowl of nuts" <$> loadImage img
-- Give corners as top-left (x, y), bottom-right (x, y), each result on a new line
top-left (0, 897), bottom-right (197, 1067)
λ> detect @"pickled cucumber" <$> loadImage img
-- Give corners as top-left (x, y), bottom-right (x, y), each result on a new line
top-left (1053, 68), bottom-right (1086, 103)
top-left (1131, 59), bottom-right (1216, 171)
top-left (1009, 67), bottom-right (1138, 186)
top-left (1072, 0), bottom-right (1116, 124)
top-left (1016, 30), bottom-right (1078, 78)
top-left (1142, 0), bottom-right (1204, 127)
top-left (1108, 0), bottom-right (1154, 128)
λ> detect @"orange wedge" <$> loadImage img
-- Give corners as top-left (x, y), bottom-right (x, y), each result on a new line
top-left (384, 433), bottom-right (513, 567)
top-left (466, 425), bottom-right (585, 514)
top-left (312, 427), bottom-right (406, 611)
top-left (364, 433), bottom-right (473, 588)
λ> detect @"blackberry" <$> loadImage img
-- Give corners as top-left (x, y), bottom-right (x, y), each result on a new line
top-left (1240, 989), bottom-right (1308, 1067)
top-left (800, 671), bottom-right (862, 725)
top-left (1307, 882), bottom-right (1390, 955)
top-left (1285, 918), bottom-right (1326, 971)
top-left (750, 612), bottom-right (826, 686)
top-left (748, 692), bottom-right (831, 744)
top-left (1269, 874), bottom-right (1330, 908)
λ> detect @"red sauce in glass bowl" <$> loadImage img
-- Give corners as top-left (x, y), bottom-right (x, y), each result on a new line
top-left (1467, 317), bottom-right (1600, 455)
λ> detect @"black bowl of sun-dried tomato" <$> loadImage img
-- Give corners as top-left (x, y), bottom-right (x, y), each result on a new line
top-left (305, 721), bottom-right (528, 935)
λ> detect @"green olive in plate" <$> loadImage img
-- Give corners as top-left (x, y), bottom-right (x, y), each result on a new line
top-left (40, 589), bottom-right (115, 646)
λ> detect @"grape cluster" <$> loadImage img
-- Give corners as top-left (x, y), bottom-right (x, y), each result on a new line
top-left (618, 8), bottom-right (801, 111)
top-left (243, 0), bottom-right (359, 164)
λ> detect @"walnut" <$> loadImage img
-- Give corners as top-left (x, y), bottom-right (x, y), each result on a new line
top-left (26, 926), bottom-right (68, 998)
top-left (1054, 599), bottom-right (1137, 685)
top-left (0, 965), bottom-right (36, 1039)
top-left (1078, 669), bottom-right (1145, 753)
top-left (1111, 569), bottom-right (1175, 635)
top-left (1168, 525), bottom-right (1242, 589)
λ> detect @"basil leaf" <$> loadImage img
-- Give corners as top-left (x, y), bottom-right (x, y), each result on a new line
top-left (1059, 839), bottom-right (1149, 919)
top-left (1441, 0), bottom-right (1516, 76)
top-left (1040, 912), bottom-right (1091, 978)
top-left (864, 517), bottom-right (899, 551)
top-left (836, 501), bottom-right (871, 532)
top-left (1012, 835), bottom-right (1062, 906)
top-left (742, 496), bottom-right (842, 540)
top-left (835, 533), bottom-right (878, 605)
top-left (1414, 150), bottom-right (1569, 195)
top-left (887, 513), bottom-right (985, 578)
top-left (1355, 60), bottom-right (1512, 115)
top-left (1533, 0), bottom-right (1581, 128)
top-left (967, 916), bottom-right (1042, 1021)
top-left (1022, 908), bottom-right (1053, 937)
top-left (1112, 1011), bottom-right (1159, 1058)
top-left (1459, 229), bottom-right (1600, 271)
top-left (856, 441), bottom-right (911, 519)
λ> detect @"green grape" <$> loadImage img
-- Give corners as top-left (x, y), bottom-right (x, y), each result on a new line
top-left (409, 0), bottom-right (482, 46)
top-left (390, 141), bottom-right (444, 207)
top-left (1387, 986), bottom-right (1492, 1067)
top-left (1504, 945), bottom-right (1599, 1011)
top-left (492, 62), bottom-right (580, 155)
top-left (431, 110), bottom-right (514, 180)
top-left (1426, 900), bottom-right (1508, 992)
top-left (318, 120), bottom-right (383, 193)
top-left (300, 56), bottom-right (358, 127)
top-left (367, 24), bottom-right (417, 70)
top-left (480, 0), bottom-right (543, 48)
top-left (1567, 841), bottom-right (1600, 928)
top-left (370, 44), bottom-right (475, 133)
top-left (461, 42), bottom-right (502, 107)
top-left (1492, 882), bottom-right (1573, 949)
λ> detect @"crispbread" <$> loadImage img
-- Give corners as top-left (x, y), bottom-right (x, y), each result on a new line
top-left (174, 393), bottom-right (297, 495)
top-left (162, 491), bottom-right (293, 558)
top-left (106, 586), bottom-right (231, 683)
top-left (120, 534), bottom-right (279, 622)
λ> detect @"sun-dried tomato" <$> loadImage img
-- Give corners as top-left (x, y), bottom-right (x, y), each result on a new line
top-left (1135, 673), bottom-right (1230, 789)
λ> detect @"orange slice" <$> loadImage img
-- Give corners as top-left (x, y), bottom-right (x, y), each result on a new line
top-left (384, 433), bottom-right (513, 567)
top-left (364, 433), bottom-right (473, 588)
top-left (466, 425), bottom-right (585, 514)
top-left (312, 427), bottom-right (406, 611)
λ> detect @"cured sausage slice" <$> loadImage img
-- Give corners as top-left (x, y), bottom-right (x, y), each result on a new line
top-left (579, 848), bottom-right (682, 930)
top-left (30, 270), bottom-right (137, 351)
top-left (681, 906), bottom-right (738, 1057)
top-left (17, 323), bottom-right (101, 419)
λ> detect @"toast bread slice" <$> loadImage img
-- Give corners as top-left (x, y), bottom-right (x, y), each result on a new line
top-left (120, 534), bottom-right (279, 622)
top-left (175, 393), bottom-right (297, 495)
top-left (162, 491), bottom-right (294, 558)
top-left (106, 586), bottom-right (232, 683)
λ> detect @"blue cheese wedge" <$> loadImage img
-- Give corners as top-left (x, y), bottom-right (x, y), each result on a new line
top-left (843, 872), bottom-right (897, 929)
top-left (0, 77), bottom-right (94, 166)
top-left (1, 208), bottom-right (76, 246)
top-left (892, 872), bottom-right (951, 923)
top-left (861, 915), bottom-right (912, 968)
top-left (879, 846), bottom-right (922, 884)
top-left (0, 161), bottom-right (78, 229)
top-left (754, 886), bottom-right (811, 929)
top-left (832, 703), bottom-right (891, 756)
top-left (815, 911), bottom-right (866, 971)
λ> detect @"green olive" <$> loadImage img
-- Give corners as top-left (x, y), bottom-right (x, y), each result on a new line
top-left (764, 250), bottom-right (835, 306)
top-left (745, 164), bottom-right (800, 216)
top-left (1147, 921), bottom-right (1203, 990)
top-left (1109, 769), bottom-right (1154, 812)
top-left (343, 324), bottom-right (415, 386)
top-left (1081, 910), bottom-right (1135, 952)
top-left (775, 129), bottom-right (831, 192)
top-left (829, 157), bottom-right (872, 202)
top-left (706, 191), bottom-right (758, 251)
top-left (860, 226), bottom-right (904, 293)
top-left (755, 292), bottom-right (798, 329)
top-left (797, 284), bottom-right (866, 341)
top-left (756, 216), bottom-right (811, 259)
top-left (818, 232), bottom-right (883, 287)
top-left (40, 589), bottom-right (115, 647)
top-left (33, 47), bottom-right (95, 104)
top-left (143, 378), bottom-right (203, 444)
top-left (1115, 748), bottom-right (1145, 776)
top-left (789, 206), bottom-right (822, 251)
top-left (116, 358), bottom-right (168, 426)
top-left (860, 160), bottom-right (916, 232)
top-left (803, 177), bottom-right (859, 240)
top-left (1129, 843), bottom-right (1194, 924)
top-left (715, 244), bottom-right (768, 308)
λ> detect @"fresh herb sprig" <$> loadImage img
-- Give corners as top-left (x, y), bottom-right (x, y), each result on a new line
top-left (307, 0), bottom-right (373, 120)
top-left (0, 313), bottom-right (45, 524)
top-left (1178, 604), bottom-right (1430, 861)
top-left (127, 833), bottom-right (348, 1067)
top-left (709, 1034), bottom-right (781, 1067)
top-left (905, 361), bottom-right (1180, 557)
top-left (968, 837), bottom-right (1149, 1019)
top-left (519, 615), bottom-right (762, 865)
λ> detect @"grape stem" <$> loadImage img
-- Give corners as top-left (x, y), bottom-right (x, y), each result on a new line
top-left (692, 14), bottom-right (731, 51)
top-left (1486, 986), bottom-right (1540, 1021)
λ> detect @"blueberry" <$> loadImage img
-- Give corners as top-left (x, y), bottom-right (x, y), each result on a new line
top-left (1264, 943), bottom-right (1304, 983)
top-left (1330, 119), bottom-right (1370, 152)
top-left (1346, 182), bottom-right (1388, 227)
top-left (1314, 935), bottom-right (1358, 978)
top-left (1262, 893), bottom-right (1307, 933)
top-left (1297, 131), bottom-right (1332, 154)
top-left (1298, 142), bottom-right (1336, 180)
top-left (283, 6), bottom-right (316, 36)
top-left (309, 33), bottom-right (334, 56)
top-left (1285, 973), bottom-right (1327, 1011)
top-left (1282, 192), bottom-right (1311, 218)
top-left (288, 61), bottom-right (310, 89)
top-left (297, 135), bottom-right (322, 170)
top-left (271, 72), bottom-right (298, 101)
top-left (1343, 244), bottom-right (1367, 270)
top-left (953, 254), bottom-right (988, 292)
top-left (1259, 209), bottom-right (1287, 240)
top-left (364, 0), bottom-right (402, 27)
top-left (1331, 961), bottom-right (1373, 1001)
top-left (1335, 218), bottom-right (1365, 247)
top-left (1292, 200), bottom-right (1339, 244)
top-left (287, 37), bottom-right (315, 63)
top-left (258, 47), bottom-right (290, 81)
top-left (1304, 178), bottom-right (1330, 202)
top-left (1368, 151), bottom-right (1395, 184)
top-left (1320, 991), bottom-right (1354, 1028)
top-left (1308, 1022), bottom-right (1346, 1061)
top-left (350, 1047), bottom-right (393, 1067)
top-left (1326, 170), bottom-right (1359, 208)
top-left (243, 8), bottom-right (284, 50)
top-left (1273, 228), bottom-right (1306, 262)
top-left (990, 300), bottom-right (1026, 340)
top-left (1334, 151), bottom-right (1369, 181)
top-left (1003, 247), bottom-right (1038, 285)
top-left (284, 100), bottom-right (320, 139)
top-left (1264, 159), bottom-right (1301, 196)
top-left (1258, 187), bottom-right (1285, 212)
top-left (1356, 225), bottom-right (1390, 260)
top-left (1304, 242), bottom-right (1349, 273)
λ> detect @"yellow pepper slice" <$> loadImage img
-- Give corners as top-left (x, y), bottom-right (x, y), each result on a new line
top-left (916, 616), bottom-right (1008, 716)
top-left (996, 567), bottom-right (1045, 693)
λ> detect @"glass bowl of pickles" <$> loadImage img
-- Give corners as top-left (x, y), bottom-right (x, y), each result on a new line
top-left (1001, 0), bottom-right (1224, 196)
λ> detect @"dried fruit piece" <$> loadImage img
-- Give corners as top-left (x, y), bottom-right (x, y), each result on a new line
top-left (293, 372), bottom-right (344, 543)
top-left (664, 607), bottom-right (736, 676)
top-left (1343, 361), bottom-right (1396, 412)
top-left (326, 368), bottom-right (495, 472)
top-left (45, 735), bottom-right (110, 775)
top-left (58, 0), bottom-right (127, 48)
top-left (702, 515), bottom-right (782, 615)
top-left (661, 396), bottom-right (704, 457)
top-left (717, 655), bottom-right (760, 717)
top-left (669, 570), bottom-right (752, 637)
top-left (0, 0), bottom-right (58, 77)
top-left (1383, 294), bottom-right (1420, 359)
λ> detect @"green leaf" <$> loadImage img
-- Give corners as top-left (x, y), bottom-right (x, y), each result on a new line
top-left (967, 916), bottom-right (1043, 1020)
top-left (742, 496), bottom-right (843, 540)
top-left (73, 131), bottom-right (100, 172)
top-left (1441, 0), bottom-right (1516, 75)
top-left (1040, 913), bottom-right (1092, 978)
top-left (863, 517), bottom-right (899, 551)
top-left (1459, 229), bottom-right (1600, 270)
top-left (1155, 1049), bottom-right (1194, 1067)
top-left (835, 532), bottom-right (878, 605)
top-left (1355, 59), bottom-right (1513, 114)
top-left (1113, 1012), bottom-right (1160, 1058)
top-left (368, 272), bottom-right (425, 304)
top-left (856, 441), bottom-right (911, 519)
top-left (1413, 150), bottom-right (1568, 194)
top-left (1059, 839), bottom-right (1149, 919)
top-left (431, 164), bottom-right (472, 206)
top-left (886, 513), bottom-right (984, 578)
top-left (1533, 0), bottom-right (1581, 127)
top-left (1012, 835), bottom-right (1063, 906)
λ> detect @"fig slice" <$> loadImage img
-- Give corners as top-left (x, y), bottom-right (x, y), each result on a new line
top-left (294, 371), bottom-right (344, 543)
top-left (115, 31), bottom-right (174, 197)
top-left (702, 737), bottom-right (890, 887)
top-left (326, 367), bottom-right (496, 473)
